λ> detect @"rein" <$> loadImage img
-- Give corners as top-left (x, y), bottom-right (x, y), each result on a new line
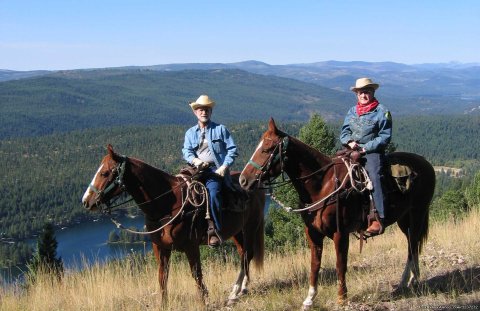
top-left (93, 156), bottom-right (189, 213)
top-left (109, 180), bottom-right (209, 235)
top-left (91, 156), bottom-right (208, 235)
top-left (268, 153), bottom-right (372, 214)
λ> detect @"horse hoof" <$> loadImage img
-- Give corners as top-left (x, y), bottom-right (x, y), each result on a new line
top-left (337, 295), bottom-right (347, 305)
top-left (301, 303), bottom-right (312, 311)
top-left (227, 298), bottom-right (238, 306)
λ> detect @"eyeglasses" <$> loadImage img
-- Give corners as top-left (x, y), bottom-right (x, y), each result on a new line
top-left (357, 89), bottom-right (372, 95)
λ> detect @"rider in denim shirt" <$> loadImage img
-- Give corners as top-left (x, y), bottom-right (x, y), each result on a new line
top-left (182, 95), bottom-right (238, 246)
top-left (183, 123), bottom-right (237, 174)
top-left (340, 78), bottom-right (392, 235)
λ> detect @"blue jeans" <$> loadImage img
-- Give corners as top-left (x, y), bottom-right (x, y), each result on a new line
top-left (203, 169), bottom-right (223, 231)
top-left (364, 153), bottom-right (386, 219)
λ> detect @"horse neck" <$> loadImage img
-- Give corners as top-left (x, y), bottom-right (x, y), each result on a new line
top-left (284, 136), bottom-right (333, 202)
top-left (125, 158), bottom-right (181, 206)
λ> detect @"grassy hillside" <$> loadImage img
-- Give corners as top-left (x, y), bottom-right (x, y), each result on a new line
top-left (2, 207), bottom-right (479, 310)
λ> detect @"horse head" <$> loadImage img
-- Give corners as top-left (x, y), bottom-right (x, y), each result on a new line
top-left (82, 144), bottom-right (127, 212)
top-left (240, 118), bottom-right (289, 190)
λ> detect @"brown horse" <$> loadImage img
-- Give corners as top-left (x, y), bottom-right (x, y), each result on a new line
top-left (239, 119), bottom-right (435, 310)
top-left (82, 145), bottom-right (265, 305)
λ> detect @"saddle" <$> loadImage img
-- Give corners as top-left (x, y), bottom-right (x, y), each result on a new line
top-left (336, 149), bottom-right (417, 195)
top-left (337, 149), bottom-right (418, 237)
top-left (178, 165), bottom-right (249, 213)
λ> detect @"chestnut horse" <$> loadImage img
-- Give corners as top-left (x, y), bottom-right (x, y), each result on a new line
top-left (239, 119), bottom-right (435, 310)
top-left (82, 145), bottom-right (265, 305)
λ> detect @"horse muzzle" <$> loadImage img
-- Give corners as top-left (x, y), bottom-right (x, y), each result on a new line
top-left (239, 174), bottom-right (258, 191)
top-left (82, 196), bottom-right (101, 211)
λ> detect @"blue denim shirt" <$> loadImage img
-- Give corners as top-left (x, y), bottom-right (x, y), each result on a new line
top-left (340, 104), bottom-right (392, 153)
top-left (182, 121), bottom-right (238, 168)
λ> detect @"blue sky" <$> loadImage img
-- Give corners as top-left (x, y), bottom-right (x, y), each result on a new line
top-left (1, 0), bottom-right (479, 70)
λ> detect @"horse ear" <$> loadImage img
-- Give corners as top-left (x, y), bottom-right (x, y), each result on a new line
top-left (268, 117), bottom-right (278, 133)
top-left (107, 144), bottom-right (114, 154)
top-left (107, 144), bottom-right (123, 161)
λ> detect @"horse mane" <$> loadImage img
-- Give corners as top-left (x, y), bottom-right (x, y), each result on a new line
top-left (273, 128), bottom-right (332, 166)
top-left (126, 156), bottom-right (179, 184)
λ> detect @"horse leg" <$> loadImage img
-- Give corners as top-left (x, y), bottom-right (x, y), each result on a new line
top-left (152, 243), bottom-right (171, 304)
top-left (333, 231), bottom-right (349, 305)
top-left (397, 213), bottom-right (421, 288)
top-left (228, 232), bottom-right (251, 304)
top-left (185, 245), bottom-right (209, 303)
top-left (302, 231), bottom-right (324, 311)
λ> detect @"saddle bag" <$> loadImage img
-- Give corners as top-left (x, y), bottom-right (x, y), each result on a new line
top-left (390, 164), bottom-right (415, 194)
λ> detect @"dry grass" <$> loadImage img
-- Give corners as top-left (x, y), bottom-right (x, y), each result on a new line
top-left (1, 209), bottom-right (480, 311)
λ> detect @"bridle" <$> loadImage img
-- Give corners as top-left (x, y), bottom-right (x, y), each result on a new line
top-left (86, 155), bottom-right (204, 235)
top-left (246, 135), bottom-right (337, 192)
top-left (88, 155), bottom-right (130, 214)
top-left (247, 136), bottom-right (290, 188)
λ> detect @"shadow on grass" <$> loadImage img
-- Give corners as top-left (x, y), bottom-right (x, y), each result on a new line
top-left (391, 265), bottom-right (480, 299)
top-left (345, 266), bottom-right (480, 310)
top-left (251, 267), bottom-right (339, 296)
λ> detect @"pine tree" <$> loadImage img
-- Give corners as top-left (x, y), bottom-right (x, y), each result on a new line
top-left (27, 222), bottom-right (64, 283)
top-left (298, 113), bottom-right (336, 156)
top-left (274, 114), bottom-right (337, 209)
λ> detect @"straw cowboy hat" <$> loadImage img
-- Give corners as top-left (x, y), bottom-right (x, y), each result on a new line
top-left (350, 78), bottom-right (380, 92)
top-left (189, 95), bottom-right (216, 110)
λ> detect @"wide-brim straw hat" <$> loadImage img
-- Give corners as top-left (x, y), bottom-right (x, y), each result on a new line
top-left (189, 95), bottom-right (216, 110)
top-left (350, 78), bottom-right (379, 92)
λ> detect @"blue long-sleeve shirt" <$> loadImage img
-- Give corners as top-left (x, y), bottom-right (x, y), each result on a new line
top-left (340, 104), bottom-right (392, 153)
top-left (182, 121), bottom-right (238, 168)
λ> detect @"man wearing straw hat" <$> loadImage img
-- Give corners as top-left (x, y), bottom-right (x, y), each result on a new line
top-left (340, 78), bottom-right (392, 235)
top-left (182, 94), bottom-right (238, 246)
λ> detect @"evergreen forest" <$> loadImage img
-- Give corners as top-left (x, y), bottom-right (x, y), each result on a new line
top-left (1, 114), bottom-right (480, 266)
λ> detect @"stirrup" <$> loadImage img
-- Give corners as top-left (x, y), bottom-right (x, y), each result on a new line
top-left (366, 216), bottom-right (384, 236)
top-left (207, 227), bottom-right (222, 247)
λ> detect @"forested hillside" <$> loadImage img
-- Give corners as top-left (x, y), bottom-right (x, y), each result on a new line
top-left (2, 67), bottom-right (479, 140)
top-left (0, 69), bottom-right (350, 139)
top-left (1, 115), bottom-right (480, 265)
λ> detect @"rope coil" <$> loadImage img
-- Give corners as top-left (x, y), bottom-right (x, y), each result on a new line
top-left (270, 158), bottom-right (373, 213)
top-left (110, 179), bottom-right (209, 235)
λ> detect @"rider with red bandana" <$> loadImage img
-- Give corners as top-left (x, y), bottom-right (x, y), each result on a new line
top-left (340, 78), bottom-right (392, 235)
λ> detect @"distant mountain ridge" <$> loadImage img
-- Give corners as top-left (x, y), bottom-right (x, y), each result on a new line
top-left (2, 60), bottom-right (479, 98)
top-left (1, 61), bottom-right (479, 139)
top-left (148, 60), bottom-right (480, 98)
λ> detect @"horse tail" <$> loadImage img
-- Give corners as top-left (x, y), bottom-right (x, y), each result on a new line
top-left (417, 159), bottom-right (436, 253)
top-left (252, 190), bottom-right (266, 270)
top-left (403, 152), bottom-right (435, 254)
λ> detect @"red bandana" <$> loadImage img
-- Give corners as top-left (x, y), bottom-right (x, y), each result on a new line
top-left (356, 99), bottom-right (379, 116)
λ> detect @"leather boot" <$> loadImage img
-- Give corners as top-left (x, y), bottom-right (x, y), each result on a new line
top-left (207, 219), bottom-right (221, 247)
top-left (367, 218), bottom-right (384, 235)
top-left (209, 234), bottom-right (220, 247)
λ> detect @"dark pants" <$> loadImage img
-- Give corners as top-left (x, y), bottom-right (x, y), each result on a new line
top-left (204, 169), bottom-right (223, 232)
top-left (364, 153), bottom-right (386, 219)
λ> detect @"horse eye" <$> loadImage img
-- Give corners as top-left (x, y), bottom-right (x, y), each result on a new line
top-left (101, 171), bottom-right (110, 177)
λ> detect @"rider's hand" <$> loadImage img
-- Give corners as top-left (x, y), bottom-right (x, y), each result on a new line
top-left (192, 158), bottom-right (209, 169)
top-left (347, 141), bottom-right (359, 150)
top-left (215, 165), bottom-right (228, 177)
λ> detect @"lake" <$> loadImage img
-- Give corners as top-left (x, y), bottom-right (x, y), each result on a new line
top-left (1, 214), bottom-right (150, 285)
top-left (1, 195), bottom-right (272, 285)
